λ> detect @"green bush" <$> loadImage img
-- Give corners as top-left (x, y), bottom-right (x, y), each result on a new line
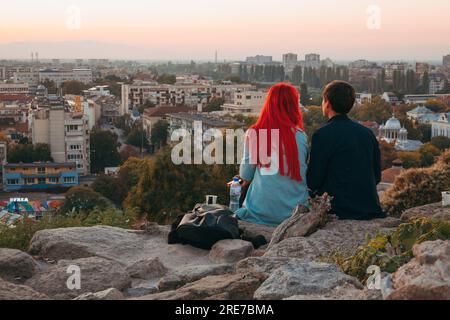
top-left (336, 217), bottom-right (450, 282)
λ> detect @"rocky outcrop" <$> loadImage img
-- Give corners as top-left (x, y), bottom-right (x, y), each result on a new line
top-left (158, 264), bottom-right (234, 291)
top-left (401, 202), bottom-right (450, 222)
top-left (25, 257), bottom-right (132, 299)
top-left (28, 226), bottom-right (213, 270)
top-left (387, 240), bottom-right (450, 300)
top-left (268, 194), bottom-right (333, 249)
top-left (0, 248), bottom-right (37, 282)
top-left (126, 257), bottom-right (168, 279)
top-left (209, 240), bottom-right (254, 263)
top-left (254, 259), bottom-right (364, 300)
top-left (136, 273), bottom-right (265, 300)
top-left (74, 288), bottom-right (125, 300)
top-left (0, 277), bottom-right (49, 300)
top-left (1, 208), bottom-right (446, 301)
top-left (264, 218), bottom-right (400, 261)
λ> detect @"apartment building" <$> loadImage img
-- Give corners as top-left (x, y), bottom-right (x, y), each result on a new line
top-left (38, 68), bottom-right (93, 86)
top-left (246, 55), bottom-right (273, 64)
top-left (0, 83), bottom-right (29, 95)
top-left (429, 73), bottom-right (447, 94)
top-left (0, 66), bottom-right (35, 81)
top-left (30, 107), bottom-right (90, 175)
top-left (2, 162), bottom-right (78, 192)
top-left (222, 91), bottom-right (267, 115)
top-left (443, 55), bottom-right (450, 69)
top-left (121, 82), bottom-right (255, 116)
top-left (142, 106), bottom-right (193, 143)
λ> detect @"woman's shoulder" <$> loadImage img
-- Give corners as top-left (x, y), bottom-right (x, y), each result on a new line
top-left (295, 128), bottom-right (308, 140)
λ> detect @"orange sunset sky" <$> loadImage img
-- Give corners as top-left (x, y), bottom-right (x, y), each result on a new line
top-left (1, 0), bottom-right (449, 60)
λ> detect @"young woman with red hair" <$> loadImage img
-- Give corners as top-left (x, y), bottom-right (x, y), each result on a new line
top-left (234, 83), bottom-right (309, 227)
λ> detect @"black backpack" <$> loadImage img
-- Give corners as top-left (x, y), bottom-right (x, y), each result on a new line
top-left (167, 204), bottom-right (241, 250)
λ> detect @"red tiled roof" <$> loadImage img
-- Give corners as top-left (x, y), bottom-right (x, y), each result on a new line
top-left (144, 106), bottom-right (194, 118)
top-left (381, 167), bottom-right (404, 184)
top-left (0, 94), bottom-right (33, 103)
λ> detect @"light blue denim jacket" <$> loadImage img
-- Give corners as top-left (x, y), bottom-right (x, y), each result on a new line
top-left (235, 129), bottom-right (309, 227)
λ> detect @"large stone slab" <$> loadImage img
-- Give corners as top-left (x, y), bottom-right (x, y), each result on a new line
top-left (126, 257), bottom-right (168, 279)
top-left (25, 257), bottom-right (132, 299)
top-left (254, 259), bottom-right (364, 300)
top-left (401, 202), bottom-right (450, 222)
top-left (209, 240), bottom-right (254, 264)
top-left (28, 226), bottom-right (213, 270)
top-left (264, 218), bottom-right (399, 261)
top-left (0, 248), bottom-right (37, 282)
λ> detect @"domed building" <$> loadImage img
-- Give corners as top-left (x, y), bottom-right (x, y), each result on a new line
top-left (379, 115), bottom-right (423, 151)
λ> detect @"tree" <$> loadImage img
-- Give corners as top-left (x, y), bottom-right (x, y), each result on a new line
top-left (61, 80), bottom-right (89, 95)
top-left (299, 83), bottom-right (310, 106)
top-left (122, 148), bottom-right (238, 224)
top-left (430, 136), bottom-right (450, 151)
top-left (350, 96), bottom-right (392, 124)
top-left (59, 186), bottom-right (110, 214)
top-left (291, 66), bottom-right (303, 85)
top-left (126, 126), bottom-right (149, 150)
top-left (157, 74), bottom-right (176, 85)
top-left (90, 129), bottom-right (121, 174)
top-left (7, 144), bottom-right (53, 163)
top-left (92, 174), bottom-right (128, 207)
top-left (418, 143), bottom-right (441, 167)
top-left (425, 99), bottom-right (447, 113)
top-left (421, 71), bottom-right (430, 94)
top-left (40, 79), bottom-right (58, 94)
top-left (203, 97), bottom-right (225, 112)
top-left (120, 145), bottom-right (140, 163)
top-left (397, 151), bottom-right (422, 169)
top-left (379, 140), bottom-right (398, 170)
top-left (151, 120), bottom-right (169, 149)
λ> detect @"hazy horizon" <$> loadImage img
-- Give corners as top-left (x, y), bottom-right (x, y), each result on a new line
top-left (1, 0), bottom-right (450, 61)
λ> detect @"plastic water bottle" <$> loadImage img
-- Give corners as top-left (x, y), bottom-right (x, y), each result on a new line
top-left (229, 177), bottom-right (241, 213)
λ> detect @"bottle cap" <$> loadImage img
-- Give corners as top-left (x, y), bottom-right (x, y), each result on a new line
top-left (233, 177), bottom-right (240, 182)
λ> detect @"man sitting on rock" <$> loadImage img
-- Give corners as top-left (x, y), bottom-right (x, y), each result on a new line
top-left (307, 80), bottom-right (386, 220)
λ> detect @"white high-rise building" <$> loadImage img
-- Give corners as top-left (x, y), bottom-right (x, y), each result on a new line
top-left (30, 107), bottom-right (90, 175)
top-left (305, 53), bottom-right (320, 68)
top-left (38, 68), bottom-right (93, 86)
top-left (282, 53), bottom-right (298, 65)
top-left (222, 91), bottom-right (268, 115)
top-left (246, 55), bottom-right (273, 64)
top-left (443, 55), bottom-right (450, 69)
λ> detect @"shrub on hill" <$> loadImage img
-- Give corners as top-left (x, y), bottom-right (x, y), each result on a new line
top-left (381, 150), bottom-right (450, 217)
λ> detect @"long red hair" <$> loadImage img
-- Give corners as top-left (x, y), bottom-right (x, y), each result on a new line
top-left (250, 83), bottom-right (304, 182)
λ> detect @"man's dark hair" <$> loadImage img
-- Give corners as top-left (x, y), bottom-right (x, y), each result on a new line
top-left (323, 81), bottom-right (356, 114)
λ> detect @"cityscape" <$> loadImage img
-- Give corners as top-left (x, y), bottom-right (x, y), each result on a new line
top-left (0, 0), bottom-right (449, 305)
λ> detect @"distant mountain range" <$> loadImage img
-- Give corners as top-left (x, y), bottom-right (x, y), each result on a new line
top-left (0, 41), bottom-right (155, 60)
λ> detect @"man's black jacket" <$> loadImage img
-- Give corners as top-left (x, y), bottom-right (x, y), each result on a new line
top-left (307, 114), bottom-right (386, 220)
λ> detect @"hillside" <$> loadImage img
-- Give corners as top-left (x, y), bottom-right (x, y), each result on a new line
top-left (0, 202), bottom-right (448, 300)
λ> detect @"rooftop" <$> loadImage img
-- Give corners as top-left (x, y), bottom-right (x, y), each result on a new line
top-left (4, 162), bottom-right (77, 169)
top-left (143, 106), bottom-right (194, 118)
